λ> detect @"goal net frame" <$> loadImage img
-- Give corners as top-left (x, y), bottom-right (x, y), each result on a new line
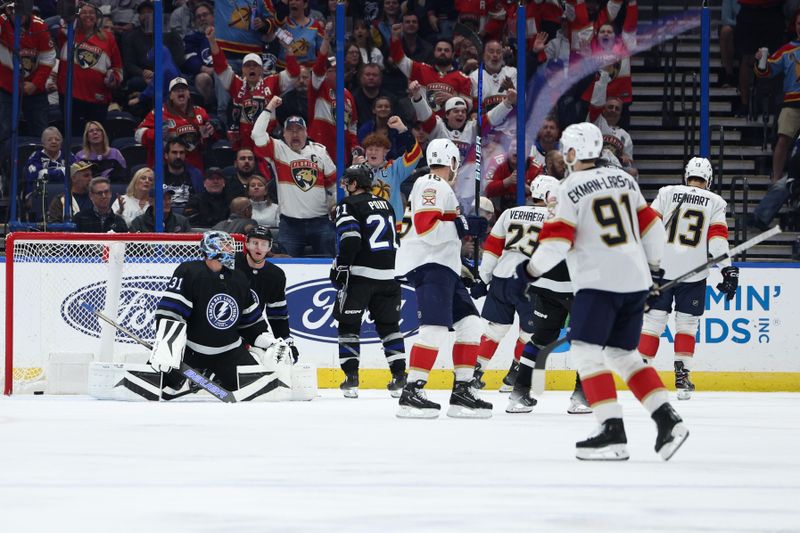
top-left (4, 232), bottom-right (246, 395)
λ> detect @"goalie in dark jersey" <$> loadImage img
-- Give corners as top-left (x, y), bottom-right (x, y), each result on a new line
top-left (331, 165), bottom-right (407, 399)
top-left (142, 230), bottom-right (290, 400)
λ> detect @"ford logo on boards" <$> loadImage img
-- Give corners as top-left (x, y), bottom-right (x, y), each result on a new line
top-left (61, 276), bottom-right (168, 343)
top-left (286, 279), bottom-right (419, 344)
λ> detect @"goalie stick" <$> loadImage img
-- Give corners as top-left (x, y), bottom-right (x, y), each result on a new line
top-left (530, 225), bottom-right (782, 395)
top-left (80, 302), bottom-right (237, 403)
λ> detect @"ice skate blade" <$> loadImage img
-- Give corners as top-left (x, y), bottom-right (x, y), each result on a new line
top-left (447, 404), bottom-right (493, 419)
top-left (676, 389), bottom-right (692, 401)
top-left (567, 400), bottom-right (593, 414)
top-left (505, 402), bottom-right (534, 414)
top-left (342, 388), bottom-right (358, 399)
top-left (657, 423), bottom-right (690, 461)
top-left (576, 444), bottom-right (630, 461)
top-left (498, 384), bottom-right (513, 393)
top-left (396, 405), bottom-right (440, 419)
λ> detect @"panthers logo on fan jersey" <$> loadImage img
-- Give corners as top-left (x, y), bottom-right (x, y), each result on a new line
top-left (242, 96), bottom-right (266, 123)
top-left (176, 124), bottom-right (200, 151)
top-left (206, 294), bottom-right (240, 330)
top-left (426, 82), bottom-right (453, 112)
top-left (288, 39), bottom-right (310, 59)
top-left (76, 47), bottom-right (101, 69)
top-left (371, 179), bottom-right (391, 201)
top-left (290, 160), bottom-right (320, 191)
top-left (228, 6), bottom-right (252, 30)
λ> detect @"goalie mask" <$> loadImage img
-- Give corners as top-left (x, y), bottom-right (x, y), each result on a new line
top-left (684, 157), bottom-right (713, 186)
top-left (200, 230), bottom-right (235, 269)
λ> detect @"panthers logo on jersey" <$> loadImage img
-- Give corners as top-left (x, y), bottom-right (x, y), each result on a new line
top-left (242, 96), bottom-right (266, 123)
top-left (206, 294), bottom-right (240, 330)
top-left (426, 82), bottom-right (453, 112)
top-left (290, 160), bottom-right (319, 191)
top-left (76, 47), bottom-right (100, 69)
top-left (228, 6), bottom-right (251, 30)
top-left (371, 179), bottom-right (391, 201)
top-left (288, 39), bottom-right (310, 59)
top-left (176, 124), bottom-right (200, 152)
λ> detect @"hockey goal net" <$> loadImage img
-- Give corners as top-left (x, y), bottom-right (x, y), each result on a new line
top-left (4, 232), bottom-right (245, 395)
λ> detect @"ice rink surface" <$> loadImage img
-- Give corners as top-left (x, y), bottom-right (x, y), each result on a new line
top-left (1, 390), bottom-right (798, 533)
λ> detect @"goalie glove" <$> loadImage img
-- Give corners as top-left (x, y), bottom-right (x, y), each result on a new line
top-left (716, 266), bottom-right (739, 301)
top-left (149, 319), bottom-right (187, 373)
top-left (251, 332), bottom-right (291, 368)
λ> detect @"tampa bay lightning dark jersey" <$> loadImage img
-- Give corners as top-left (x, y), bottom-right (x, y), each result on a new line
top-left (155, 260), bottom-right (267, 355)
top-left (234, 252), bottom-right (290, 339)
top-left (335, 192), bottom-right (398, 282)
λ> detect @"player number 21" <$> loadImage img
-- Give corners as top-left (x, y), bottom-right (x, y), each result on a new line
top-left (366, 214), bottom-right (397, 250)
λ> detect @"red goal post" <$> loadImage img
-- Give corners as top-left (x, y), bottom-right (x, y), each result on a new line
top-left (4, 232), bottom-right (246, 395)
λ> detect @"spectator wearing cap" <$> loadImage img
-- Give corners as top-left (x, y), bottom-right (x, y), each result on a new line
top-left (355, 116), bottom-right (422, 220)
top-left (248, 174), bottom-right (280, 227)
top-left (310, 33), bottom-right (359, 164)
top-left (207, 25), bottom-right (299, 150)
top-left (136, 76), bottom-right (218, 172)
top-left (213, 197), bottom-right (259, 234)
top-left (23, 127), bottom-right (76, 199)
top-left (121, 1), bottom-right (185, 95)
top-left (47, 161), bottom-right (95, 223)
top-left (252, 98), bottom-right (337, 257)
top-left (389, 23), bottom-right (472, 115)
top-left (130, 186), bottom-right (190, 233)
top-left (162, 137), bottom-right (204, 213)
top-left (73, 176), bottom-right (129, 232)
top-left (75, 121), bottom-right (128, 182)
top-left (277, 0), bottom-right (325, 68)
top-left (0, 4), bottom-right (56, 149)
top-left (56, 2), bottom-right (123, 135)
top-left (112, 166), bottom-right (154, 225)
top-left (184, 167), bottom-right (231, 228)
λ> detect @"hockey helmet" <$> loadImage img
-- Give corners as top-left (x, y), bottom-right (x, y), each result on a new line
top-left (342, 164), bottom-right (374, 191)
top-left (246, 225), bottom-right (274, 243)
top-left (426, 138), bottom-right (461, 173)
top-left (529, 175), bottom-right (561, 203)
top-left (200, 230), bottom-right (235, 269)
top-left (684, 157), bottom-right (713, 185)
top-left (560, 122), bottom-right (603, 169)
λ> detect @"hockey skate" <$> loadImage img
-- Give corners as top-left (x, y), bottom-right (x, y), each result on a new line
top-left (567, 385), bottom-right (592, 415)
top-left (447, 381), bottom-right (493, 418)
top-left (339, 373), bottom-right (359, 399)
top-left (499, 360), bottom-right (520, 393)
top-left (674, 361), bottom-right (695, 400)
top-left (652, 403), bottom-right (690, 461)
top-left (397, 380), bottom-right (440, 418)
top-left (505, 384), bottom-right (537, 413)
top-left (575, 418), bottom-right (630, 461)
top-left (387, 372), bottom-right (407, 399)
top-left (472, 363), bottom-right (486, 390)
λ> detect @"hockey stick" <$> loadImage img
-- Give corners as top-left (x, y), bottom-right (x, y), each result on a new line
top-left (530, 225), bottom-right (782, 396)
top-left (80, 302), bottom-right (237, 403)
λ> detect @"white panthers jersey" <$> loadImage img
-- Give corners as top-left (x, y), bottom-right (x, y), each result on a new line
top-left (651, 184), bottom-right (730, 283)
top-left (480, 205), bottom-right (548, 283)
top-left (530, 165), bottom-right (665, 293)
top-left (395, 173), bottom-right (462, 276)
top-left (470, 65), bottom-right (517, 110)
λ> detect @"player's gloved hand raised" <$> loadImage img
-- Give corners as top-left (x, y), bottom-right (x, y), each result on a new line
top-left (329, 264), bottom-right (350, 289)
top-left (646, 266), bottom-right (665, 310)
top-left (469, 279), bottom-right (489, 299)
top-left (510, 261), bottom-right (538, 302)
top-left (285, 337), bottom-right (300, 364)
top-left (716, 266), bottom-right (739, 301)
top-left (454, 215), bottom-right (469, 240)
top-left (466, 215), bottom-right (489, 240)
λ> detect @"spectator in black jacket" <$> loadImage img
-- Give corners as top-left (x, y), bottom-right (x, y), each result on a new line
top-left (122, 1), bottom-right (185, 94)
top-left (74, 177), bottom-right (129, 232)
top-left (130, 187), bottom-right (190, 232)
top-left (184, 167), bottom-right (230, 228)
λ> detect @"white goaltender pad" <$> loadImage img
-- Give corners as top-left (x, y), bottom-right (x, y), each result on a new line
top-left (149, 319), bottom-right (187, 373)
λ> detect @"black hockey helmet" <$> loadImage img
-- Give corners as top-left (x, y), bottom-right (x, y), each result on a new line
top-left (342, 164), bottom-right (373, 191)
top-left (246, 225), bottom-right (274, 243)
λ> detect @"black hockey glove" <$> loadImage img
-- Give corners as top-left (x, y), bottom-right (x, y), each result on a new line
top-left (466, 215), bottom-right (489, 240)
top-left (646, 266), bottom-right (665, 310)
top-left (329, 264), bottom-right (350, 289)
top-left (285, 337), bottom-right (300, 364)
top-left (454, 214), bottom-right (469, 240)
top-left (716, 266), bottom-right (739, 301)
top-left (469, 279), bottom-right (489, 299)
top-left (510, 261), bottom-right (539, 302)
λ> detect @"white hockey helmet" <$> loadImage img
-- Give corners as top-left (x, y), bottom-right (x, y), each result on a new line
top-left (529, 175), bottom-right (560, 203)
top-left (560, 122), bottom-right (603, 168)
top-left (426, 138), bottom-right (461, 173)
top-left (684, 157), bottom-right (713, 185)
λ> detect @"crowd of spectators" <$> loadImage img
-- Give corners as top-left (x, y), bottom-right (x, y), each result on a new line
top-left (2, 0), bottom-right (654, 257)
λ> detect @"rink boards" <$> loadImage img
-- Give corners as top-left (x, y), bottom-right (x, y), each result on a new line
top-left (2, 259), bottom-right (798, 391)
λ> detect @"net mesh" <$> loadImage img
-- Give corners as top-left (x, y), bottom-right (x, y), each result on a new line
top-left (6, 235), bottom-right (244, 392)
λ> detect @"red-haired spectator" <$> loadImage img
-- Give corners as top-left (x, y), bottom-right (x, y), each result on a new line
top-left (208, 25), bottom-right (299, 150)
top-left (0, 5), bottom-right (56, 146)
top-left (309, 31), bottom-right (358, 164)
top-left (136, 77), bottom-right (217, 171)
top-left (56, 2), bottom-right (123, 134)
top-left (390, 23), bottom-right (471, 114)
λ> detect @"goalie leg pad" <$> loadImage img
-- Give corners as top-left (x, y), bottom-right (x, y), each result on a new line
top-left (149, 319), bottom-right (187, 373)
top-left (235, 364), bottom-right (292, 402)
top-left (89, 362), bottom-right (163, 401)
top-left (291, 363), bottom-right (318, 401)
